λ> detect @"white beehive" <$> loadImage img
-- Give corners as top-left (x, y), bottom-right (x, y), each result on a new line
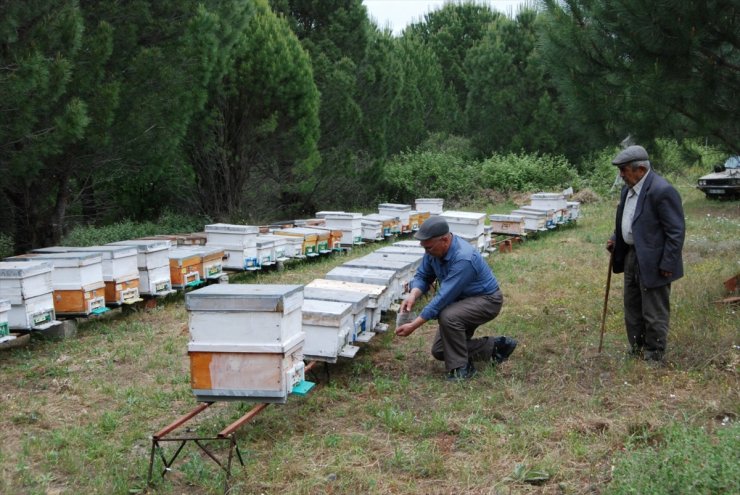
top-left (301, 299), bottom-right (358, 362)
top-left (361, 219), bottom-right (384, 242)
top-left (255, 234), bottom-right (290, 261)
top-left (0, 261), bottom-right (58, 330)
top-left (186, 284), bottom-right (306, 403)
top-left (37, 245), bottom-right (141, 306)
top-left (531, 192), bottom-right (568, 210)
top-left (415, 198), bottom-right (444, 215)
top-left (567, 201), bottom-right (581, 221)
top-left (519, 205), bottom-right (560, 227)
top-left (510, 209), bottom-right (548, 232)
top-left (323, 212), bottom-right (364, 245)
top-left (204, 224), bottom-right (259, 271)
top-left (303, 287), bottom-right (372, 343)
top-left (0, 298), bottom-right (11, 337)
top-left (393, 240), bottom-right (421, 248)
top-left (325, 266), bottom-right (398, 305)
top-left (378, 203), bottom-right (412, 233)
top-left (441, 210), bottom-right (486, 238)
top-left (306, 278), bottom-right (389, 332)
top-left (255, 236), bottom-right (277, 268)
top-left (343, 255), bottom-right (416, 297)
top-left (363, 214), bottom-right (401, 236)
top-left (108, 240), bottom-right (174, 296)
top-left (488, 214), bottom-right (526, 235)
top-left (366, 250), bottom-right (424, 270)
top-left (18, 253), bottom-right (107, 316)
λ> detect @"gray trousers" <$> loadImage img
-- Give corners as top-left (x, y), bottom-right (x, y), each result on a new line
top-left (431, 291), bottom-right (504, 370)
top-left (623, 247), bottom-right (671, 355)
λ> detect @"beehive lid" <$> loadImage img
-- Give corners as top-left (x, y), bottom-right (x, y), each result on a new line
top-left (378, 203), bottom-right (411, 211)
top-left (323, 212), bottom-right (362, 219)
top-left (361, 219), bottom-right (382, 227)
top-left (314, 211), bottom-right (346, 218)
top-left (364, 214), bottom-right (396, 222)
top-left (531, 193), bottom-right (565, 200)
top-left (441, 210), bottom-right (486, 222)
top-left (178, 245), bottom-right (225, 257)
top-left (24, 252), bottom-right (103, 268)
top-left (40, 245), bottom-right (139, 260)
top-left (274, 227), bottom-right (320, 237)
top-left (519, 205), bottom-right (555, 213)
top-left (375, 246), bottom-right (426, 256)
top-left (415, 198), bottom-right (443, 204)
top-left (204, 223), bottom-right (260, 235)
top-left (344, 256), bottom-right (414, 271)
top-left (325, 266), bottom-right (396, 285)
top-left (0, 298), bottom-right (9, 312)
top-left (169, 247), bottom-right (203, 261)
top-left (303, 287), bottom-right (369, 313)
top-left (186, 284), bottom-right (303, 312)
top-left (511, 209), bottom-right (547, 218)
top-left (0, 260), bottom-right (53, 278)
top-left (255, 237), bottom-right (275, 248)
top-left (306, 278), bottom-right (387, 297)
top-left (302, 299), bottom-right (353, 325)
top-left (108, 239), bottom-right (172, 253)
top-left (393, 240), bottom-right (421, 248)
top-left (489, 214), bottom-right (525, 222)
top-left (255, 234), bottom-right (288, 245)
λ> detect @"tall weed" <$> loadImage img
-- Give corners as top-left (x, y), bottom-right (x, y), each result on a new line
top-left (383, 149), bottom-right (478, 202)
top-left (480, 152), bottom-right (578, 192)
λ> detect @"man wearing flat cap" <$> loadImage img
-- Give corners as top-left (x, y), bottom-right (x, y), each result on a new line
top-left (606, 145), bottom-right (685, 363)
top-left (396, 216), bottom-right (517, 380)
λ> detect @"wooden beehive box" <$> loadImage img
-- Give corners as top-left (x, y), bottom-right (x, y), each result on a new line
top-left (108, 240), bottom-right (174, 296)
top-left (0, 261), bottom-right (58, 330)
top-left (378, 203), bottom-right (412, 233)
top-left (204, 224), bottom-right (259, 271)
top-left (415, 198), bottom-right (444, 215)
top-left (255, 236), bottom-right (277, 268)
top-left (343, 255), bottom-right (415, 298)
top-left (306, 278), bottom-right (389, 332)
top-left (168, 248), bottom-right (204, 289)
top-left (530, 193), bottom-right (568, 219)
top-left (301, 299), bottom-right (357, 362)
top-left (375, 245), bottom-right (426, 256)
top-left (510, 209), bottom-right (548, 232)
top-left (361, 219), bottom-right (384, 242)
top-left (13, 253), bottom-right (107, 316)
top-left (187, 245), bottom-right (225, 280)
top-left (408, 210), bottom-right (422, 231)
top-left (519, 205), bottom-right (559, 227)
top-left (488, 214), bottom-right (526, 236)
top-left (363, 214), bottom-right (400, 237)
top-left (323, 212), bottom-right (364, 246)
top-left (325, 266), bottom-right (398, 305)
top-left (441, 210), bottom-right (486, 238)
top-left (566, 201), bottom-right (581, 221)
top-left (186, 284), bottom-right (306, 403)
top-left (273, 228), bottom-right (320, 257)
top-left (303, 287), bottom-right (372, 343)
top-left (363, 251), bottom-right (424, 270)
top-left (255, 234), bottom-right (290, 261)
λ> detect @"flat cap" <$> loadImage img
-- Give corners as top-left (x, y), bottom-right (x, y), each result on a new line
top-left (414, 216), bottom-right (449, 240)
top-left (612, 145), bottom-right (649, 166)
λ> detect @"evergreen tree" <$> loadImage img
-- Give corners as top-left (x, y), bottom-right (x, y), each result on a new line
top-left (540, 0), bottom-right (739, 153)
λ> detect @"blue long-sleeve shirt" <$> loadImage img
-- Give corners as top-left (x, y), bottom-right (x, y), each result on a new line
top-left (410, 235), bottom-right (500, 321)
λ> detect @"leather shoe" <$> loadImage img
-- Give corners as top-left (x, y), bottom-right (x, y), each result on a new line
top-left (446, 362), bottom-right (477, 381)
top-left (492, 336), bottom-right (518, 364)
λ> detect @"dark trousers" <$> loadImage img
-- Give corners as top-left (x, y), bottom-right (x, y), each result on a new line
top-left (623, 247), bottom-right (671, 355)
top-left (431, 291), bottom-right (504, 370)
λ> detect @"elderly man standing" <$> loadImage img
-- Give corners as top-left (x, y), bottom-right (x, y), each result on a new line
top-left (607, 145), bottom-right (685, 362)
top-left (395, 216), bottom-right (517, 380)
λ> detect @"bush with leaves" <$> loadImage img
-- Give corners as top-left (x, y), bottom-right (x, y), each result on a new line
top-left (383, 148), bottom-right (479, 203)
top-left (480, 152), bottom-right (578, 192)
top-left (62, 212), bottom-right (207, 247)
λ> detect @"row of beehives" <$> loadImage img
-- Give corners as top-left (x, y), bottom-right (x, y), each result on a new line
top-left (0, 199), bottom-right (441, 341)
top-left (184, 238), bottom-right (427, 403)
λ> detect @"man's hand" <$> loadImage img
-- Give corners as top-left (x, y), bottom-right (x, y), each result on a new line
top-left (606, 239), bottom-right (615, 253)
top-left (660, 270), bottom-right (673, 278)
top-left (400, 289), bottom-right (420, 313)
top-left (395, 322), bottom-right (416, 337)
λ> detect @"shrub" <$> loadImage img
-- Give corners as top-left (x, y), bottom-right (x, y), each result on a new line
top-left (62, 211), bottom-right (207, 246)
top-left (577, 147), bottom-right (621, 197)
top-left (0, 233), bottom-right (13, 258)
top-left (480, 152), bottom-right (578, 192)
top-left (605, 422), bottom-right (740, 495)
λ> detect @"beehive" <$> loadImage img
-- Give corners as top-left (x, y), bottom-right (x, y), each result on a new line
top-left (414, 198), bottom-right (444, 215)
top-left (441, 210), bottom-right (486, 238)
top-left (303, 287), bottom-right (372, 343)
top-left (363, 214), bottom-right (400, 237)
top-left (306, 278), bottom-right (389, 332)
top-left (375, 245), bottom-right (426, 257)
top-left (342, 255), bottom-right (415, 298)
top-left (168, 248), bottom-right (204, 289)
top-left (15, 253), bottom-right (107, 316)
top-left (363, 250), bottom-right (424, 270)
top-left (34, 245), bottom-right (142, 305)
top-left (378, 203), bottom-right (412, 233)
top-left (325, 266), bottom-right (399, 304)
top-left (510, 209), bottom-right (548, 232)
top-left (0, 261), bottom-right (57, 330)
top-left (108, 240), bottom-right (174, 296)
top-left (186, 284), bottom-right (306, 403)
top-left (204, 224), bottom-right (259, 270)
top-left (323, 212), bottom-right (364, 246)
top-left (518, 205), bottom-right (560, 227)
top-left (255, 237), bottom-right (277, 268)
top-left (488, 214), bottom-right (526, 236)
top-left (408, 211), bottom-right (422, 231)
top-left (301, 299), bottom-right (358, 362)
top-left (184, 245), bottom-right (225, 280)
top-left (0, 298), bottom-right (11, 337)
top-left (393, 240), bottom-right (422, 248)
top-left (530, 193), bottom-right (568, 213)
top-left (361, 219), bottom-right (384, 242)
top-left (566, 201), bottom-right (581, 221)
top-left (273, 227), bottom-right (320, 257)
top-left (255, 234), bottom-right (290, 261)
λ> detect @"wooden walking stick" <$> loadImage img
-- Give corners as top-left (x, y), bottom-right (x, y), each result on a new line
top-left (598, 251), bottom-right (614, 354)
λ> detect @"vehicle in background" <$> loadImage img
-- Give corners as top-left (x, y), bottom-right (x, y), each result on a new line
top-left (697, 156), bottom-right (740, 199)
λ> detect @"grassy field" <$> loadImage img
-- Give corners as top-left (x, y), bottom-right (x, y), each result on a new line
top-left (0, 184), bottom-right (737, 494)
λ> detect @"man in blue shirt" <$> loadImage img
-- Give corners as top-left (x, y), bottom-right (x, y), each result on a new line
top-left (395, 216), bottom-right (517, 380)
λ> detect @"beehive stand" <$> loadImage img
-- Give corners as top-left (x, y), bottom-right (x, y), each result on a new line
top-left (147, 362), bottom-right (317, 492)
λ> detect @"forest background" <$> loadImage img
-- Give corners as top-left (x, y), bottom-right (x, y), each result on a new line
top-left (1, 0), bottom-right (737, 255)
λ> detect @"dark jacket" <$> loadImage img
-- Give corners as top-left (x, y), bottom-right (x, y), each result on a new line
top-left (612, 171), bottom-right (685, 288)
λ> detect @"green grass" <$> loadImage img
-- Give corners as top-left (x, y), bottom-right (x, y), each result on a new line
top-left (0, 185), bottom-right (737, 494)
